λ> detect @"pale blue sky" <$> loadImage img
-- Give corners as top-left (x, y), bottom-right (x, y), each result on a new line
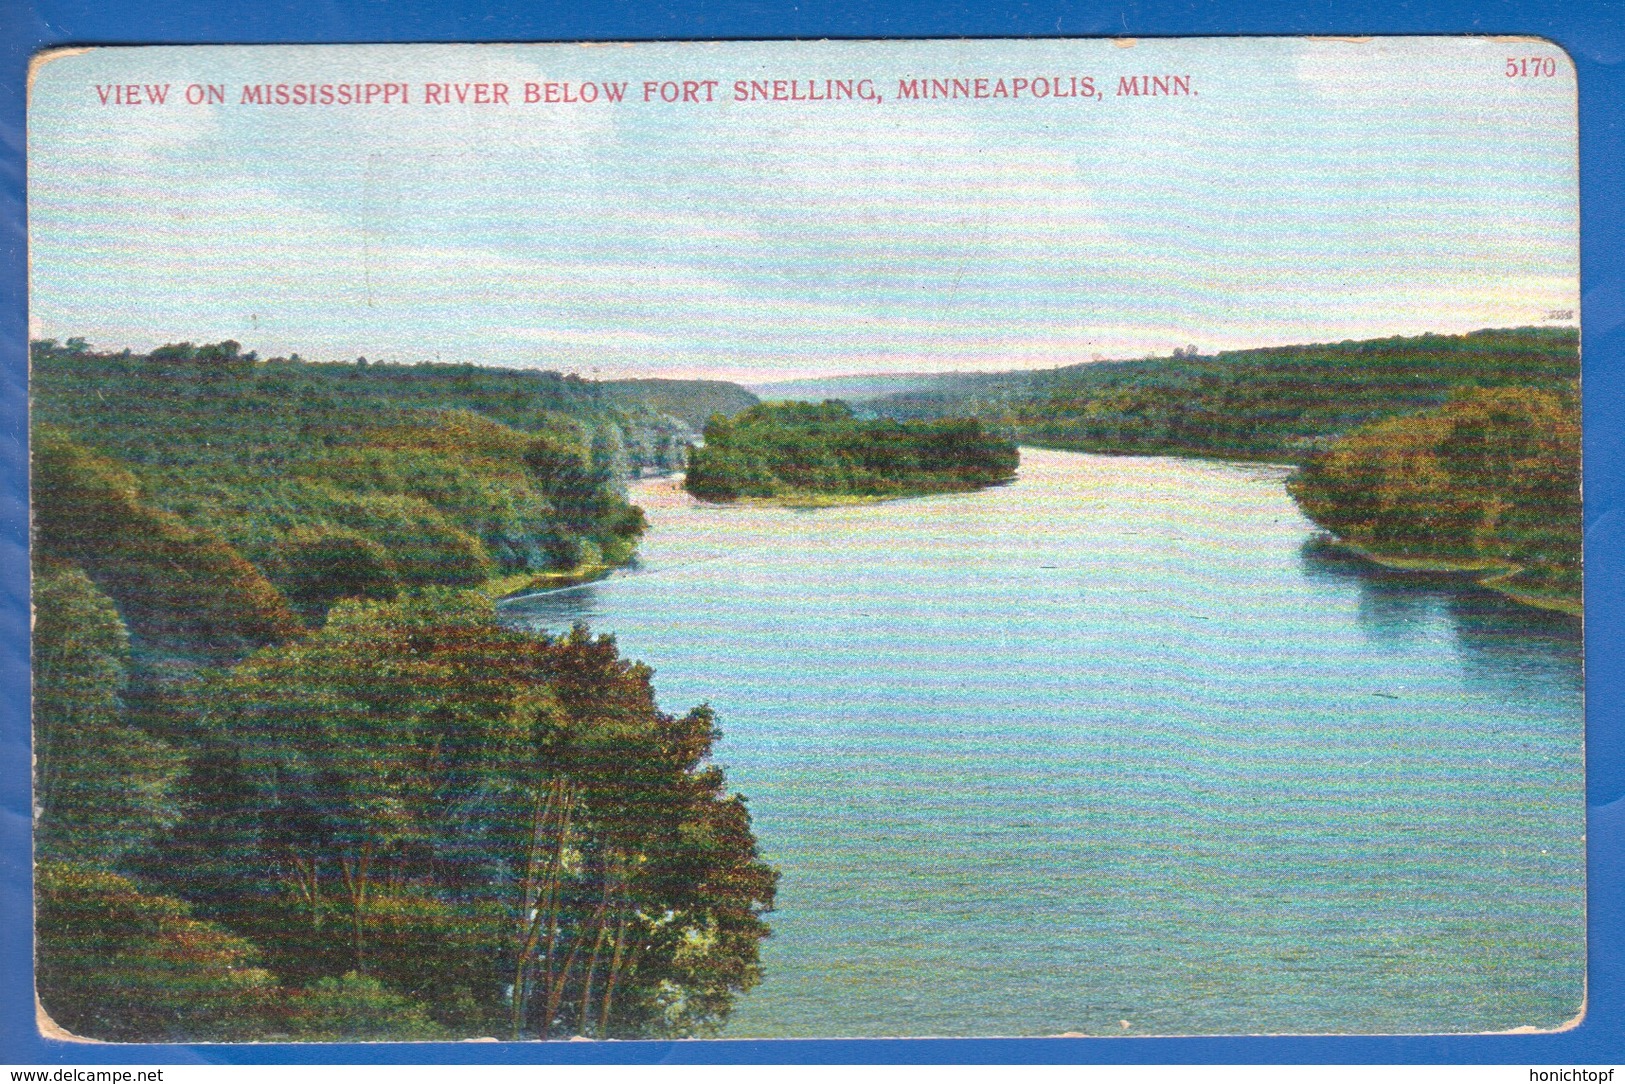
top-left (28, 37), bottom-right (1577, 382)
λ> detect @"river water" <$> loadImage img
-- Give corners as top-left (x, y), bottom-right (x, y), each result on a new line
top-left (500, 448), bottom-right (1585, 1038)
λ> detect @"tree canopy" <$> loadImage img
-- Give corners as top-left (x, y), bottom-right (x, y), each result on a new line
top-left (686, 400), bottom-right (1018, 502)
top-left (1289, 383), bottom-right (1580, 603)
top-left (39, 590), bottom-right (776, 1041)
top-left (31, 338), bottom-right (776, 1041)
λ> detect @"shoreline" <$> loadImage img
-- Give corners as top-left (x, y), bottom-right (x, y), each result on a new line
top-left (481, 563), bottom-right (616, 602)
top-left (685, 476), bottom-right (1017, 510)
top-left (1018, 437), bottom-right (1304, 468)
top-left (1323, 539), bottom-right (1581, 618)
top-left (596, 456), bottom-right (1583, 619)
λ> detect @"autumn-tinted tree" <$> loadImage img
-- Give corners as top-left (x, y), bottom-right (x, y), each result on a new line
top-left (180, 593), bottom-right (776, 1039)
top-left (32, 426), bottom-right (301, 658)
top-left (1290, 383), bottom-right (1581, 598)
top-left (501, 626), bottom-right (778, 1039)
top-left (277, 525), bottom-right (401, 614)
top-left (282, 973), bottom-right (448, 1041)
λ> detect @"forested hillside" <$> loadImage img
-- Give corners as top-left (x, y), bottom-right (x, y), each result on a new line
top-left (31, 340), bottom-right (765, 633)
top-left (30, 339), bottom-right (776, 1041)
top-left (865, 327), bottom-right (1578, 462)
top-left (1290, 384), bottom-right (1581, 611)
top-left (749, 372), bottom-right (953, 404)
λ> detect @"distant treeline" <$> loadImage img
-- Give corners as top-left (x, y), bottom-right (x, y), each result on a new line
top-left (865, 326), bottom-right (1578, 462)
top-left (851, 327), bottom-right (1581, 609)
top-left (30, 338), bottom-right (775, 1041)
top-left (685, 401), bottom-right (1019, 502)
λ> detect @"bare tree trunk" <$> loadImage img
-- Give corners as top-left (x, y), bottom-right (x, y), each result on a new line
top-left (598, 916), bottom-right (633, 1037)
top-left (543, 898), bottom-right (605, 1037)
top-left (509, 777), bottom-right (563, 1039)
top-left (575, 886), bottom-right (613, 1036)
top-left (534, 788), bottom-right (577, 1039)
top-left (284, 848), bottom-right (321, 913)
top-left (338, 840), bottom-right (374, 973)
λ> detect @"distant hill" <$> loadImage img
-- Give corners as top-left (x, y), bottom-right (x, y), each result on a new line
top-left (600, 378), bottom-right (758, 429)
top-left (863, 326), bottom-right (1580, 462)
top-left (748, 373), bottom-right (959, 404)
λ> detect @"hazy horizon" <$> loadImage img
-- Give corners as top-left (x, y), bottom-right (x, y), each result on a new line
top-left (29, 320), bottom-right (1573, 392)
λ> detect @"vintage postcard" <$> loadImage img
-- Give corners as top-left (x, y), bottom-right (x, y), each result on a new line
top-left (25, 36), bottom-right (1581, 1042)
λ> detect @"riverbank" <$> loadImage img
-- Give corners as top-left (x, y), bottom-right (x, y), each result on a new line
top-left (1021, 437), bottom-right (1308, 467)
top-left (1323, 538), bottom-right (1581, 618)
top-left (481, 563), bottom-right (617, 601)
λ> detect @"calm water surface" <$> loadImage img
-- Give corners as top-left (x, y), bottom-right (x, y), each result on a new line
top-left (502, 448), bottom-right (1584, 1038)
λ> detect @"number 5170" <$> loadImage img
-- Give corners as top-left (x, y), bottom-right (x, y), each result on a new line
top-left (1507, 56), bottom-right (1559, 77)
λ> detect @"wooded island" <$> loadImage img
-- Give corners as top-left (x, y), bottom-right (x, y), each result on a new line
top-left (684, 401), bottom-right (1019, 504)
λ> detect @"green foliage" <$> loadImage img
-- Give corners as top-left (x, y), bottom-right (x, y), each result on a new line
top-left (1289, 384), bottom-right (1581, 595)
top-left (30, 338), bottom-right (726, 468)
top-left (357, 891), bottom-right (508, 1023)
top-left (686, 401), bottom-right (1018, 501)
top-left (317, 489), bottom-right (496, 587)
top-left (283, 973), bottom-right (449, 1042)
top-left (33, 564), bottom-right (184, 865)
top-left (145, 339), bottom-right (258, 382)
top-left (165, 593), bottom-right (776, 1040)
top-left (869, 326), bottom-right (1580, 462)
top-left (499, 626), bottom-right (779, 1039)
top-left (30, 343), bottom-right (665, 642)
top-left (278, 526), bottom-right (400, 612)
top-left (30, 339), bottom-right (773, 1041)
top-left (35, 860), bottom-right (279, 1042)
top-left (32, 427), bottom-right (302, 657)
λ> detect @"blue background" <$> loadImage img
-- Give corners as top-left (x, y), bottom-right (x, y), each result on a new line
top-left (1, 0), bottom-right (1620, 1065)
